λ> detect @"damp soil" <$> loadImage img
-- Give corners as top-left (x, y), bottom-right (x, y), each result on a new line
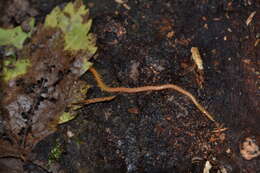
top-left (0, 0), bottom-right (260, 173)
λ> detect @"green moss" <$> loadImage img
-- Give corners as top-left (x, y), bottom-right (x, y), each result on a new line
top-left (48, 142), bottom-right (63, 165)
top-left (0, 18), bottom-right (35, 49)
top-left (44, 0), bottom-right (97, 54)
top-left (2, 57), bottom-right (31, 82)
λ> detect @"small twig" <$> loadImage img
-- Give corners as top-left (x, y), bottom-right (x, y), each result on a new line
top-left (88, 67), bottom-right (217, 122)
top-left (191, 47), bottom-right (204, 70)
top-left (73, 96), bottom-right (116, 105)
top-left (246, 11), bottom-right (256, 26)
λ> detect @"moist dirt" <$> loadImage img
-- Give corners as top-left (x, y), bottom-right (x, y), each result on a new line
top-left (0, 0), bottom-right (259, 173)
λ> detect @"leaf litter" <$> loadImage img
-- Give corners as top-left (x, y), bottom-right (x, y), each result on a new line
top-left (0, 0), bottom-right (96, 160)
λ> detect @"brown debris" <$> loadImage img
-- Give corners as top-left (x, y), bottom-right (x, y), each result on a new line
top-left (246, 11), bottom-right (256, 26)
top-left (76, 96), bottom-right (116, 105)
top-left (114, 0), bottom-right (131, 10)
top-left (240, 137), bottom-right (260, 160)
top-left (0, 0), bottom-right (38, 27)
top-left (191, 47), bottom-right (205, 88)
top-left (1, 26), bottom-right (94, 158)
top-left (156, 18), bottom-right (174, 38)
top-left (191, 47), bottom-right (204, 70)
top-left (128, 107), bottom-right (139, 114)
top-left (254, 39), bottom-right (260, 47)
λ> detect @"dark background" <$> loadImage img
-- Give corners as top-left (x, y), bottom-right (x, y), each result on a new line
top-left (0, 0), bottom-right (259, 172)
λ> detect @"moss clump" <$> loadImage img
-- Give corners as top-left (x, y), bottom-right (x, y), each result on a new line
top-left (48, 142), bottom-right (64, 165)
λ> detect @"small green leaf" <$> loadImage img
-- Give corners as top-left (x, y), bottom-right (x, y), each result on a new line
top-left (81, 59), bottom-right (93, 73)
top-left (0, 18), bottom-right (35, 49)
top-left (58, 112), bottom-right (77, 124)
top-left (44, 0), bottom-right (97, 54)
top-left (2, 57), bottom-right (31, 82)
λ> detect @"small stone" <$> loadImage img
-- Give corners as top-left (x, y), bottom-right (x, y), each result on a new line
top-left (240, 137), bottom-right (260, 160)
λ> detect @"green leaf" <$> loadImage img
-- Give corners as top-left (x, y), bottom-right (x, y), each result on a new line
top-left (81, 58), bottom-right (93, 73)
top-left (58, 84), bottom-right (89, 124)
top-left (0, 1), bottom-right (96, 151)
top-left (44, 0), bottom-right (97, 54)
top-left (2, 57), bottom-right (31, 82)
top-left (58, 112), bottom-right (77, 124)
top-left (0, 18), bottom-right (35, 49)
